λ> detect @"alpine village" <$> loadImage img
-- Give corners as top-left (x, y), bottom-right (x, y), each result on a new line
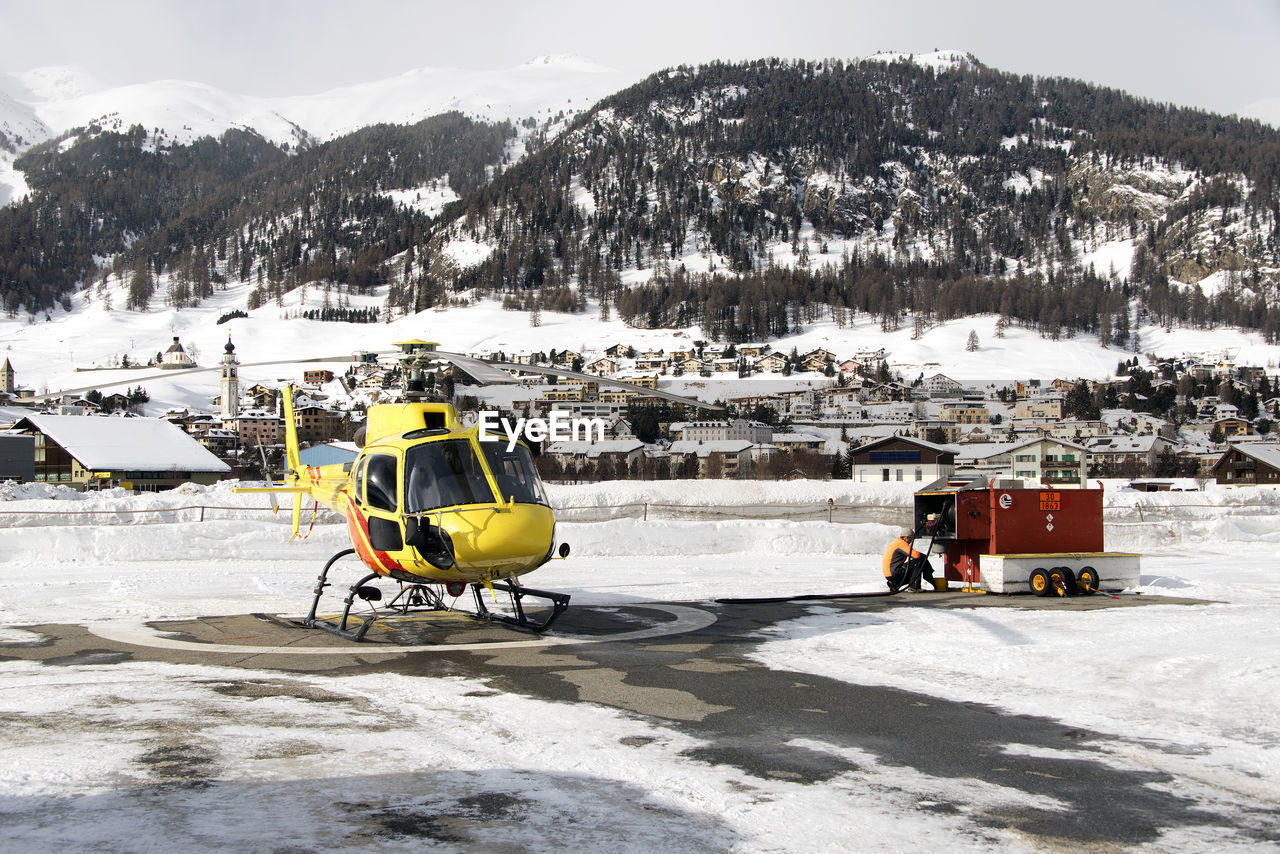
top-left (3, 54), bottom-right (1279, 495)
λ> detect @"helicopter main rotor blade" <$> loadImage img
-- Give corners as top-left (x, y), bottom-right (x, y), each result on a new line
top-left (31, 354), bottom-right (381, 403)
top-left (430, 351), bottom-right (522, 385)
top-left (477, 361), bottom-right (725, 411)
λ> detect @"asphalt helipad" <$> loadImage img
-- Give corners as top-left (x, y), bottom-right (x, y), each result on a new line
top-left (5, 591), bottom-right (1278, 848)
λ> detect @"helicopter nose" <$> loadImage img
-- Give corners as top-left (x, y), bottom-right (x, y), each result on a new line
top-left (450, 503), bottom-right (555, 574)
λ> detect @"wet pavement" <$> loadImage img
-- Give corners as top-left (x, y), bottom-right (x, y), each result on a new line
top-left (4, 590), bottom-right (1278, 849)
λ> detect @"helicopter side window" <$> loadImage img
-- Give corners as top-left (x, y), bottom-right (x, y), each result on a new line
top-left (364, 454), bottom-right (399, 512)
top-left (479, 441), bottom-right (549, 506)
top-left (405, 439), bottom-right (495, 512)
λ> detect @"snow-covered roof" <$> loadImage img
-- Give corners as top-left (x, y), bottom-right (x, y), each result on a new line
top-left (1088, 435), bottom-right (1162, 453)
top-left (544, 440), bottom-right (646, 458)
top-left (1226, 442), bottom-right (1280, 471)
top-left (772, 432), bottom-right (828, 444)
top-left (668, 440), bottom-right (753, 456)
top-left (12, 414), bottom-right (231, 472)
top-left (852, 435), bottom-right (959, 455)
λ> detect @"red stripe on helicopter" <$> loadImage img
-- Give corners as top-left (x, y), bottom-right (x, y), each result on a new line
top-left (345, 496), bottom-right (401, 575)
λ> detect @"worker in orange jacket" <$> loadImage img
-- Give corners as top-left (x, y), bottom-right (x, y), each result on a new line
top-left (883, 527), bottom-right (937, 592)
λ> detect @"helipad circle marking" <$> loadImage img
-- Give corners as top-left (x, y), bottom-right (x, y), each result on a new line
top-left (85, 604), bottom-right (717, 656)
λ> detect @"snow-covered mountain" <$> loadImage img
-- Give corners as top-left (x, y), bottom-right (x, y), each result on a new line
top-left (0, 54), bottom-right (630, 206)
top-left (4, 54), bottom-right (628, 149)
top-left (2, 50), bottom-right (1279, 414)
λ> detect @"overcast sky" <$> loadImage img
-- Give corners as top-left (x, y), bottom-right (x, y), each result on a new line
top-left (4, 0), bottom-right (1278, 123)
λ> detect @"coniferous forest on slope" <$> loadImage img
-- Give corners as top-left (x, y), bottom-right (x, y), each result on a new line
top-left (3, 57), bottom-right (1279, 344)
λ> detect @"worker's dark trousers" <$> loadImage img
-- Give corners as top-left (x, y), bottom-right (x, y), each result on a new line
top-left (887, 558), bottom-right (933, 591)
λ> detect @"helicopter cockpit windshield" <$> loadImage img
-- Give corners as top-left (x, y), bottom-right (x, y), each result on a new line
top-left (405, 439), bottom-right (495, 512)
top-left (404, 438), bottom-right (550, 512)
top-left (479, 441), bottom-right (549, 506)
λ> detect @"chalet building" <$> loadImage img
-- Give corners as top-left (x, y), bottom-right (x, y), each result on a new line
top-left (585, 358), bottom-right (619, 375)
top-left (597, 387), bottom-right (642, 405)
top-left (1048, 419), bottom-right (1108, 440)
top-left (198, 428), bottom-right (239, 458)
top-left (100, 393), bottom-right (132, 412)
top-left (1233, 365), bottom-right (1265, 384)
top-left (674, 357), bottom-right (708, 374)
top-left (729, 395), bottom-right (785, 417)
top-left (1014, 395), bottom-right (1065, 420)
top-left (911, 419), bottom-right (962, 444)
top-left (939, 401), bottom-right (989, 425)
top-left (542, 439), bottom-right (646, 473)
top-left (245, 384), bottom-right (278, 409)
top-left (230, 410), bottom-right (286, 447)
top-left (9, 414), bottom-right (229, 491)
top-left (770, 432), bottom-right (826, 452)
top-left (619, 375), bottom-right (660, 390)
top-left (756, 353), bottom-right (789, 373)
top-left (540, 387), bottom-right (584, 404)
top-left (678, 420), bottom-right (773, 444)
top-left (1213, 416), bottom-right (1253, 438)
top-left (302, 369), bottom-right (334, 385)
top-left (1050, 378), bottom-right (1080, 396)
top-left (549, 401), bottom-right (626, 421)
top-left (550, 350), bottom-right (583, 366)
top-left (778, 391), bottom-right (815, 419)
top-left (922, 373), bottom-right (963, 397)
top-left (292, 404), bottom-right (345, 444)
top-left (558, 377), bottom-right (599, 395)
top-left (1086, 435), bottom-right (1170, 476)
top-left (848, 436), bottom-right (957, 484)
top-left (605, 417), bottom-right (634, 439)
top-left (957, 437), bottom-right (1089, 487)
top-left (667, 440), bottom-right (753, 478)
top-left (802, 354), bottom-right (833, 373)
top-left (863, 382), bottom-right (911, 403)
top-left (1212, 443), bottom-right (1280, 486)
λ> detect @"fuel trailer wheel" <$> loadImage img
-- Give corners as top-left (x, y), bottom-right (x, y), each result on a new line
top-left (1076, 566), bottom-right (1100, 595)
top-left (1049, 566), bottom-right (1076, 596)
top-left (1029, 568), bottom-right (1052, 597)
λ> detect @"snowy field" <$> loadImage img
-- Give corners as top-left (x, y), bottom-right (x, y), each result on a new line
top-left (1, 479), bottom-right (1279, 850)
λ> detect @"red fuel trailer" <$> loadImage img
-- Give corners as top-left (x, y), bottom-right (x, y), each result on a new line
top-left (913, 478), bottom-right (1140, 595)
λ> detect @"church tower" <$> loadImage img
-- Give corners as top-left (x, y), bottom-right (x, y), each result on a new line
top-left (0, 358), bottom-right (13, 395)
top-left (219, 337), bottom-right (240, 419)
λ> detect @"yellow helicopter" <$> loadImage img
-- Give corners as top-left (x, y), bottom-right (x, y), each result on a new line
top-left (239, 384), bottom-right (567, 638)
top-left (35, 337), bottom-right (722, 638)
top-left (234, 339), bottom-right (723, 639)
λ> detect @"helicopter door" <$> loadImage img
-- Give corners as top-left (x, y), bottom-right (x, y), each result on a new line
top-left (360, 452), bottom-right (403, 552)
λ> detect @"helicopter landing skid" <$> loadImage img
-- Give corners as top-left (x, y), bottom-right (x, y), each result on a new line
top-left (470, 581), bottom-right (571, 634)
top-left (300, 549), bottom-right (570, 641)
